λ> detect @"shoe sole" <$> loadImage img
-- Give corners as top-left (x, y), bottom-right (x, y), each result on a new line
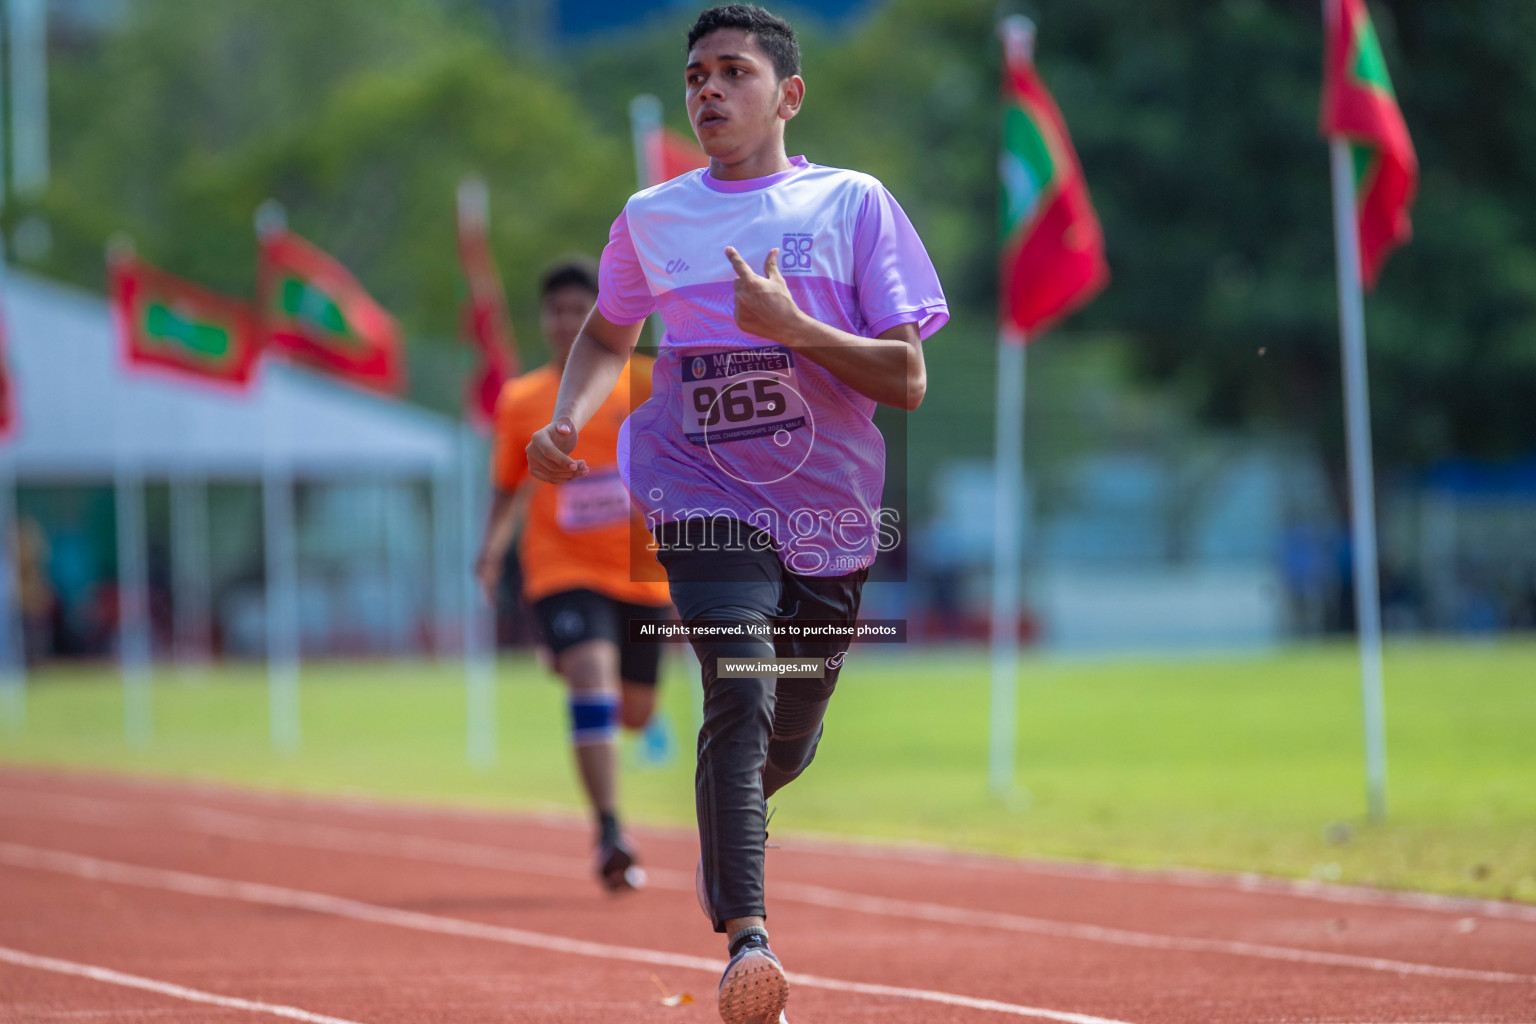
top-left (598, 846), bottom-right (646, 893)
top-left (717, 950), bottom-right (789, 1024)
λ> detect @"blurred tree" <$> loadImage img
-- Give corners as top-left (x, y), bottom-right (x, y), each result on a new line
top-left (37, 0), bottom-right (628, 397)
top-left (791, 0), bottom-right (1536, 489)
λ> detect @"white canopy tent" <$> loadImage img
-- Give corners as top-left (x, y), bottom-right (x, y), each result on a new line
top-left (0, 270), bottom-right (493, 757)
top-left (1, 271), bottom-right (458, 478)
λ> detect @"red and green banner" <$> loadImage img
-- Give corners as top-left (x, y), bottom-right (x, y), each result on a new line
top-left (642, 125), bottom-right (709, 187)
top-left (998, 18), bottom-right (1108, 340)
top-left (457, 180), bottom-right (519, 431)
top-left (258, 229), bottom-right (405, 395)
top-left (110, 251), bottom-right (261, 388)
top-left (1320, 0), bottom-right (1417, 288)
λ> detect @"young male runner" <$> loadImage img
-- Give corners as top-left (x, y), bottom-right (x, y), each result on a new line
top-left (477, 258), bottom-right (673, 893)
top-left (527, 7), bottom-right (946, 1022)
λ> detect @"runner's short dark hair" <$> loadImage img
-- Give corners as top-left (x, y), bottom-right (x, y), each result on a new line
top-left (687, 5), bottom-right (800, 81)
top-left (540, 257), bottom-right (599, 299)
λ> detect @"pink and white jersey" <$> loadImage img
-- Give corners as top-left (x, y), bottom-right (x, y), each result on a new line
top-left (599, 156), bottom-right (947, 577)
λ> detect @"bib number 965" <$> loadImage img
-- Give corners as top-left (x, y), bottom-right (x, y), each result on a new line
top-left (693, 379), bottom-right (788, 427)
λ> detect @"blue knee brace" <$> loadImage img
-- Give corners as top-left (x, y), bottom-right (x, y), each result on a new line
top-left (570, 693), bottom-right (619, 747)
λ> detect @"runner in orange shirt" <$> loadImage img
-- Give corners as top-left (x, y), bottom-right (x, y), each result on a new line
top-left (475, 258), bottom-right (672, 892)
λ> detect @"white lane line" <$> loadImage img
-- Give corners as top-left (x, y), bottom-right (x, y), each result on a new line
top-left (0, 793), bottom-right (592, 883)
top-left (2, 794), bottom-right (1530, 987)
top-left (6, 773), bottom-right (1533, 926)
top-left (0, 842), bottom-right (1137, 1024)
top-left (781, 837), bottom-right (1536, 927)
top-left (0, 944), bottom-right (367, 1024)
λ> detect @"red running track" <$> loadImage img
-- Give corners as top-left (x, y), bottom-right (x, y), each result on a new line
top-left (0, 766), bottom-right (1532, 1023)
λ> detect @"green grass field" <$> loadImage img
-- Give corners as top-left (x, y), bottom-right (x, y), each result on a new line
top-left (2, 640), bottom-right (1533, 903)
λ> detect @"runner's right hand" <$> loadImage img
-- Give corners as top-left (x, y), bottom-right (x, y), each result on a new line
top-left (526, 419), bottom-right (589, 483)
top-left (473, 549), bottom-right (503, 604)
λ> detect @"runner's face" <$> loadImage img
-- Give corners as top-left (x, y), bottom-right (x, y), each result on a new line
top-left (541, 285), bottom-right (595, 364)
top-left (685, 29), bottom-right (797, 159)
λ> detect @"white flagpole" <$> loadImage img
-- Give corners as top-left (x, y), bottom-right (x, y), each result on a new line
top-left (104, 240), bottom-right (151, 743)
top-left (989, 331), bottom-right (1026, 795)
top-left (989, 15), bottom-right (1038, 798)
top-left (257, 201), bottom-right (301, 755)
top-left (1328, 136), bottom-right (1388, 822)
top-left (629, 94), bottom-right (662, 191)
top-left (455, 180), bottom-right (497, 768)
top-left (109, 269), bottom-right (153, 745)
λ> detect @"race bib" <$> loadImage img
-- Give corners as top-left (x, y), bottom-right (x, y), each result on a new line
top-left (680, 346), bottom-right (809, 447)
top-left (555, 470), bottom-right (632, 531)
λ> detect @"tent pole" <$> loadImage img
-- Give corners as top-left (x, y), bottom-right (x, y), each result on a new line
top-left (432, 466), bottom-right (456, 659)
top-left (0, 457), bottom-right (24, 733)
top-left (382, 477), bottom-right (412, 658)
top-left (263, 461), bottom-right (300, 755)
top-left (170, 472), bottom-right (212, 669)
top-left (460, 424), bottom-right (496, 768)
top-left (114, 467), bottom-right (152, 746)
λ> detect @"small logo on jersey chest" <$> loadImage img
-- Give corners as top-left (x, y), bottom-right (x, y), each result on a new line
top-left (665, 258), bottom-right (690, 275)
top-left (780, 233), bottom-right (815, 274)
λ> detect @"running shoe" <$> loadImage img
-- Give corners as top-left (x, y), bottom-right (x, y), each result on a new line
top-left (596, 836), bottom-right (647, 893)
top-left (717, 931), bottom-right (789, 1024)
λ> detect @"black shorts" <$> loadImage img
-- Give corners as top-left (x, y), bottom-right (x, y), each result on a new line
top-left (531, 589), bottom-right (671, 686)
top-left (652, 518), bottom-right (868, 675)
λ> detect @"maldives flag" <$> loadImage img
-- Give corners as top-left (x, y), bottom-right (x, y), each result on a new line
top-left (110, 251), bottom-right (260, 388)
top-left (258, 229), bottom-right (406, 395)
top-left (457, 179), bottom-right (519, 431)
top-left (1321, 0), bottom-right (1417, 288)
top-left (997, 17), bottom-right (1108, 339)
top-left (641, 125), bottom-right (708, 187)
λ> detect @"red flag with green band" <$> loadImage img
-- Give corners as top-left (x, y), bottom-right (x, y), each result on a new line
top-left (1321, 0), bottom-right (1417, 288)
top-left (998, 18), bottom-right (1108, 339)
top-left (111, 251), bottom-right (261, 388)
top-left (654, 127), bottom-right (709, 186)
top-left (457, 180), bottom-right (519, 431)
top-left (259, 230), bottom-right (405, 395)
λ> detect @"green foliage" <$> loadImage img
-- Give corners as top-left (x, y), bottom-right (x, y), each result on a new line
top-left (26, 0), bottom-right (1536, 471)
top-left (1024, 0), bottom-right (1536, 473)
top-left (39, 0), bottom-right (628, 384)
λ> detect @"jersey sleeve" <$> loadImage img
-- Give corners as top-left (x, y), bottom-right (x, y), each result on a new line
top-left (852, 183), bottom-right (950, 341)
top-left (490, 383), bottom-right (531, 493)
top-left (597, 207), bottom-right (656, 326)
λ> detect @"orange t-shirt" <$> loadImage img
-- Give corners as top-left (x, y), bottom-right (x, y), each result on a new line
top-left (491, 357), bottom-right (670, 606)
